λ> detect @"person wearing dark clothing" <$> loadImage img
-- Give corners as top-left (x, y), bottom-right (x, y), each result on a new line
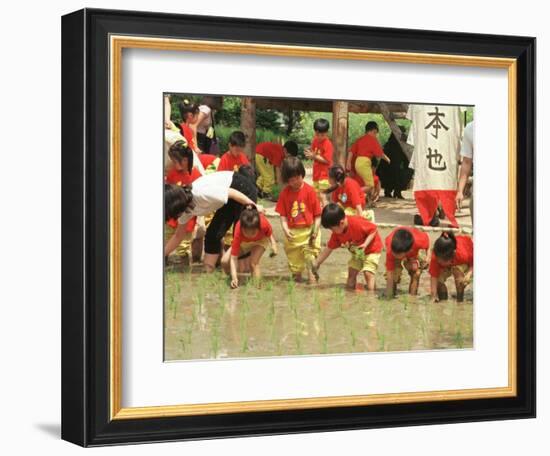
top-left (376, 131), bottom-right (413, 199)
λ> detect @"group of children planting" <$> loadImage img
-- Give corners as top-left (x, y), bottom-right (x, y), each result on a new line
top-left (164, 101), bottom-right (473, 302)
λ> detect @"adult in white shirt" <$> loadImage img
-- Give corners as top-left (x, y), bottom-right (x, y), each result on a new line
top-left (164, 170), bottom-right (257, 272)
top-left (456, 121), bottom-right (474, 223)
top-left (195, 96), bottom-right (217, 154)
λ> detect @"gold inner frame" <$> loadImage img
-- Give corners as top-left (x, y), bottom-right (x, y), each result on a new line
top-left (109, 35), bottom-right (517, 420)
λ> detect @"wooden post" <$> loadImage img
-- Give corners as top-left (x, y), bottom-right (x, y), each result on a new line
top-left (332, 101), bottom-right (348, 166)
top-left (240, 97), bottom-right (256, 168)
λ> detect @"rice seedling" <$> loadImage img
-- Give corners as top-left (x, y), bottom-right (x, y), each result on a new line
top-left (321, 314), bottom-right (329, 354)
top-left (377, 329), bottom-right (386, 351)
top-left (453, 326), bottom-right (464, 349)
top-left (172, 297), bottom-right (178, 319)
top-left (349, 325), bottom-right (357, 349)
top-left (178, 337), bottom-right (186, 354)
top-left (239, 290), bottom-right (250, 353)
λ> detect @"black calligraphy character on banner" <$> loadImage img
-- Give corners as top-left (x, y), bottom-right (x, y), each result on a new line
top-left (425, 107), bottom-right (449, 139)
top-left (426, 147), bottom-right (447, 171)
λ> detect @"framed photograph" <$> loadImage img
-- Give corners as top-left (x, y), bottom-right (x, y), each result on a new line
top-left (61, 8), bottom-right (535, 447)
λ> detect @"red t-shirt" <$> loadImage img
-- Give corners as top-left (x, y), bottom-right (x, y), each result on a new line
top-left (231, 214), bottom-right (273, 256)
top-left (385, 227), bottom-right (430, 271)
top-left (327, 215), bottom-right (382, 255)
top-left (331, 177), bottom-right (366, 209)
top-left (179, 123), bottom-right (196, 150)
top-left (429, 236), bottom-right (474, 277)
top-left (165, 167), bottom-right (202, 186)
top-left (217, 151), bottom-right (250, 172)
top-left (198, 153), bottom-right (218, 169)
top-left (165, 167), bottom-right (202, 230)
top-left (350, 134), bottom-right (384, 159)
top-left (311, 136), bottom-right (333, 181)
top-left (275, 183), bottom-right (321, 229)
top-left (256, 142), bottom-right (285, 167)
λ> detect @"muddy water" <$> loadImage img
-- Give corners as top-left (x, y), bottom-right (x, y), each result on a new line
top-left (164, 225), bottom-right (473, 361)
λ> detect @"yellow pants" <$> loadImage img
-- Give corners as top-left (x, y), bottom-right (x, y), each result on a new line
top-left (347, 246), bottom-right (380, 273)
top-left (342, 206), bottom-right (375, 222)
top-left (355, 156), bottom-right (374, 187)
top-left (388, 250), bottom-right (428, 283)
top-left (284, 226), bottom-right (321, 274)
top-left (239, 237), bottom-right (270, 255)
top-left (255, 154), bottom-right (276, 194)
top-left (224, 224), bottom-right (234, 248)
top-left (438, 263), bottom-right (471, 284)
top-left (313, 179), bottom-right (331, 194)
top-left (165, 225), bottom-right (192, 257)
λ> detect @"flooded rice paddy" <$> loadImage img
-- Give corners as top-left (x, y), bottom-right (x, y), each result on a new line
top-left (164, 225), bottom-right (473, 361)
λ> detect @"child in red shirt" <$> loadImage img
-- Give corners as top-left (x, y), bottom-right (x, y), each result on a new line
top-left (217, 130), bottom-right (250, 172)
top-left (429, 231), bottom-right (473, 302)
top-left (275, 156), bottom-right (322, 283)
top-left (255, 141), bottom-right (298, 194)
top-left (347, 121), bottom-right (390, 203)
top-left (178, 100), bottom-right (200, 152)
top-left (324, 165), bottom-right (366, 217)
top-left (313, 203), bottom-right (382, 291)
top-left (221, 205), bottom-right (278, 288)
top-left (164, 140), bottom-right (204, 262)
top-left (304, 118), bottom-right (333, 205)
top-left (385, 227), bottom-right (430, 297)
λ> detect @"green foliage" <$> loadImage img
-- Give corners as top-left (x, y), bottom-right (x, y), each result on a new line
top-left (166, 94), bottom-right (470, 160)
top-left (214, 96), bottom-right (241, 126)
top-left (215, 126), bottom-right (287, 153)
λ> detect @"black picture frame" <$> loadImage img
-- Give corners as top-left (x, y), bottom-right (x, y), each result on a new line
top-left (62, 8), bottom-right (536, 447)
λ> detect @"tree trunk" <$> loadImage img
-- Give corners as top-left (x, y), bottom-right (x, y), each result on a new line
top-left (240, 97), bottom-right (256, 168)
top-left (286, 109), bottom-right (294, 136)
top-left (332, 101), bottom-right (348, 166)
top-left (378, 102), bottom-right (413, 161)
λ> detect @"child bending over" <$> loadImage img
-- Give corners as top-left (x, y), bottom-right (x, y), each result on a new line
top-left (255, 140), bottom-right (298, 196)
top-left (324, 165), bottom-right (369, 218)
top-left (221, 205), bottom-right (277, 288)
top-left (275, 156), bottom-right (322, 283)
top-left (165, 140), bottom-right (205, 263)
top-left (384, 227), bottom-right (430, 297)
top-left (164, 170), bottom-right (257, 272)
top-left (313, 203), bottom-right (382, 291)
top-left (429, 231), bottom-right (473, 302)
top-left (347, 121), bottom-right (390, 204)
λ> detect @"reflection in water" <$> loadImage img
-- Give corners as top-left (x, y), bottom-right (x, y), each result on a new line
top-left (164, 227), bottom-right (473, 361)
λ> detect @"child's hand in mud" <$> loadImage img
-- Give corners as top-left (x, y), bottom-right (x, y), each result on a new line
top-left (463, 270), bottom-right (473, 286)
top-left (230, 277), bottom-right (239, 289)
top-left (309, 260), bottom-right (320, 281)
top-left (269, 244), bottom-right (278, 257)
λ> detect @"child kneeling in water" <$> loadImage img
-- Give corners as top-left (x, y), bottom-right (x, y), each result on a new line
top-left (221, 205), bottom-right (277, 288)
top-left (384, 227), bottom-right (430, 297)
top-left (313, 203), bottom-right (382, 291)
top-left (429, 231), bottom-right (473, 302)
